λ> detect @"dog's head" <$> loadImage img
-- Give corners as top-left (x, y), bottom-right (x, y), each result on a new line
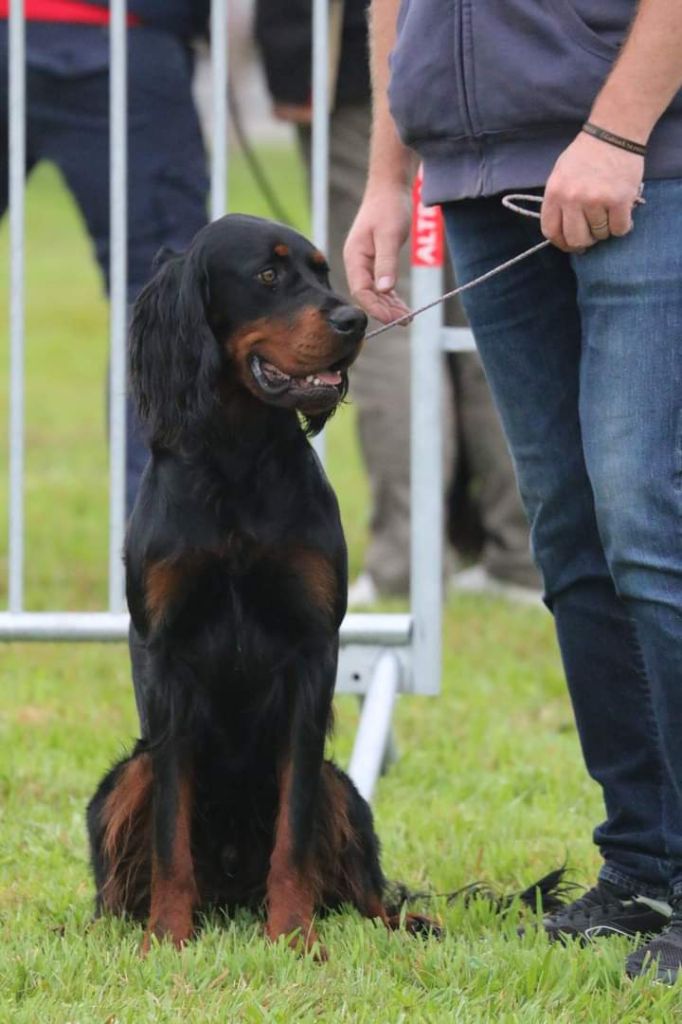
top-left (130, 214), bottom-right (367, 448)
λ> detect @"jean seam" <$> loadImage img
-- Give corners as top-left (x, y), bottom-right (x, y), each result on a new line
top-left (621, 610), bottom-right (672, 881)
top-left (674, 409), bottom-right (682, 494)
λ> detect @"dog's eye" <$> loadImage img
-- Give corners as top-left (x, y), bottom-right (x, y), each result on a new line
top-left (258, 268), bottom-right (277, 287)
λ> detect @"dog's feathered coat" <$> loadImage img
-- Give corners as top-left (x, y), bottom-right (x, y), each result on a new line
top-left (87, 215), bottom-right (433, 954)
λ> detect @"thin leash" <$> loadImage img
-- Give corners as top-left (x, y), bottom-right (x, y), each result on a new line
top-left (364, 194), bottom-right (548, 340)
top-left (365, 188), bottom-right (646, 340)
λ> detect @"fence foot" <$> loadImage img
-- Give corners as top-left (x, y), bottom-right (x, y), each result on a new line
top-left (354, 693), bottom-right (399, 778)
top-left (381, 726), bottom-right (399, 776)
top-left (348, 650), bottom-right (400, 803)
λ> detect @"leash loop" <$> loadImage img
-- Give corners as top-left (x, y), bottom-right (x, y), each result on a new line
top-left (500, 193), bottom-right (544, 219)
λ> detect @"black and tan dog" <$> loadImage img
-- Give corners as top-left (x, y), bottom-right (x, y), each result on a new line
top-left (87, 215), bottom-right (435, 956)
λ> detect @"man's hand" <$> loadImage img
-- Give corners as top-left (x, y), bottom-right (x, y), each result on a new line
top-left (541, 132), bottom-right (644, 252)
top-left (344, 185), bottom-right (412, 324)
top-left (541, 0), bottom-right (682, 252)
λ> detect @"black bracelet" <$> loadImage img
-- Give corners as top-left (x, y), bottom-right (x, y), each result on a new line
top-left (582, 121), bottom-right (647, 157)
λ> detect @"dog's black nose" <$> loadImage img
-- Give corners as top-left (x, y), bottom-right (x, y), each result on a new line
top-left (328, 305), bottom-right (368, 338)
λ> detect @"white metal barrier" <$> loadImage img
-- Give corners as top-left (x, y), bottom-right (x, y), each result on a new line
top-left (1, 0), bottom-right (476, 801)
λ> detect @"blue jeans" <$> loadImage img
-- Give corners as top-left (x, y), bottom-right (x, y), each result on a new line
top-left (444, 180), bottom-right (682, 898)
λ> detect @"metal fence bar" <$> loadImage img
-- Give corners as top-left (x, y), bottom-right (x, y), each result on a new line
top-left (348, 651), bottom-right (401, 801)
top-left (441, 326), bottom-right (476, 353)
top-left (311, 0), bottom-right (329, 252)
top-left (210, 0), bottom-right (229, 220)
top-left (310, 0), bottom-right (330, 463)
top-left (8, 0), bottom-right (26, 613)
top-left (410, 269), bottom-right (443, 694)
top-left (0, 611), bottom-right (412, 645)
top-left (108, 0), bottom-right (128, 612)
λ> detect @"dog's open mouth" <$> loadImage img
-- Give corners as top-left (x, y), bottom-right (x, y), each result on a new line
top-left (250, 354), bottom-right (345, 401)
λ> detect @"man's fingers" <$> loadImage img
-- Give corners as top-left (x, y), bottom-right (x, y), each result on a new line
top-left (606, 201), bottom-right (634, 237)
top-left (542, 189), bottom-right (632, 251)
top-left (344, 191), bottom-right (411, 323)
top-left (345, 224), bottom-right (410, 323)
top-left (352, 286), bottom-right (411, 325)
top-left (377, 288), bottom-right (412, 319)
top-left (343, 233), bottom-right (376, 300)
top-left (373, 231), bottom-right (404, 292)
top-left (344, 235), bottom-right (410, 322)
top-left (582, 203), bottom-right (610, 243)
top-left (562, 206), bottom-right (597, 250)
top-left (350, 287), bottom-right (391, 322)
top-left (541, 195), bottom-right (570, 251)
top-left (346, 253), bottom-right (409, 324)
top-left (542, 129), bottom-right (644, 252)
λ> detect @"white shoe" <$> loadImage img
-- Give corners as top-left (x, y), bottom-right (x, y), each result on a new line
top-left (347, 571), bottom-right (379, 607)
top-left (449, 564), bottom-right (544, 607)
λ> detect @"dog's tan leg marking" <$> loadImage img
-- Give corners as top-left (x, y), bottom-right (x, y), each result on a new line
top-left (101, 754), bottom-right (153, 913)
top-left (265, 763), bottom-right (326, 958)
top-left (141, 774), bottom-right (198, 954)
top-left (293, 547), bottom-right (336, 621)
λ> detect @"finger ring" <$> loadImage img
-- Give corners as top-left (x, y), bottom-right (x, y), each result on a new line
top-left (589, 220), bottom-right (610, 237)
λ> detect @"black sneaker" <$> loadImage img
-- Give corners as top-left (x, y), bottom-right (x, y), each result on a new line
top-left (542, 880), bottom-right (671, 943)
top-left (626, 896), bottom-right (682, 984)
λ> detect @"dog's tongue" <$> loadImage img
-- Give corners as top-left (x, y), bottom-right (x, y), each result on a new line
top-left (316, 370), bottom-right (342, 385)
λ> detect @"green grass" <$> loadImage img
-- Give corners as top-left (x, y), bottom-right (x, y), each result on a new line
top-left (1, 150), bottom-right (680, 1022)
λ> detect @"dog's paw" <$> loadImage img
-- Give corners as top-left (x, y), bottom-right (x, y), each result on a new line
top-left (140, 915), bottom-right (194, 956)
top-left (265, 919), bottom-right (328, 961)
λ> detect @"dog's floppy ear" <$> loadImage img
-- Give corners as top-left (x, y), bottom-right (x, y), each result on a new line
top-left (150, 245), bottom-right (180, 271)
top-left (129, 250), bottom-right (223, 449)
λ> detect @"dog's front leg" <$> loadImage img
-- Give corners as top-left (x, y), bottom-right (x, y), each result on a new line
top-left (266, 761), bottom-right (322, 954)
top-left (142, 740), bottom-right (198, 953)
top-left (265, 653), bottom-right (335, 957)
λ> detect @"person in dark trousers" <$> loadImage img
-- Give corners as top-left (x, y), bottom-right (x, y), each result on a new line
top-left (255, 0), bottom-right (540, 605)
top-left (0, 0), bottom-right (211, 514)
top-left (345, 0), bottom-right (682, 983)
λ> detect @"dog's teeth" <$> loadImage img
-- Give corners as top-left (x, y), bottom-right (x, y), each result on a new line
top-left (306, 375), bottom-right (314, 383)
top-left (313, 377), bottom-right (321, 385)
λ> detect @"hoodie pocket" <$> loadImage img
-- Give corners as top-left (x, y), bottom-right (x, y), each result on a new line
top-left (550, 1), bottom-right (630, 58)
top-left (467, 0), bottom-right (623, 136)
top-left (389, 0), bottom-right (469, 146)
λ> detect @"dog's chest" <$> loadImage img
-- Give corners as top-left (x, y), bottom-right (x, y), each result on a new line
top-left (144, 527), bottom-right (342, 645)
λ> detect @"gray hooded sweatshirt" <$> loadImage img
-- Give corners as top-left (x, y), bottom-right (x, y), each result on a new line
top-left (388, 0), bottom-right (682, 204)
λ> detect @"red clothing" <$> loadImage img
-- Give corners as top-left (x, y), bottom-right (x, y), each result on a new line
top-left (0, 1), bottom-right (141, 26)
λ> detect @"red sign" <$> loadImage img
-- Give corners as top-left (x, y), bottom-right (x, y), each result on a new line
top-left (411, 168), bottom-right (444, 268)
top-left (1, 1), bottom-right (143, 25)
